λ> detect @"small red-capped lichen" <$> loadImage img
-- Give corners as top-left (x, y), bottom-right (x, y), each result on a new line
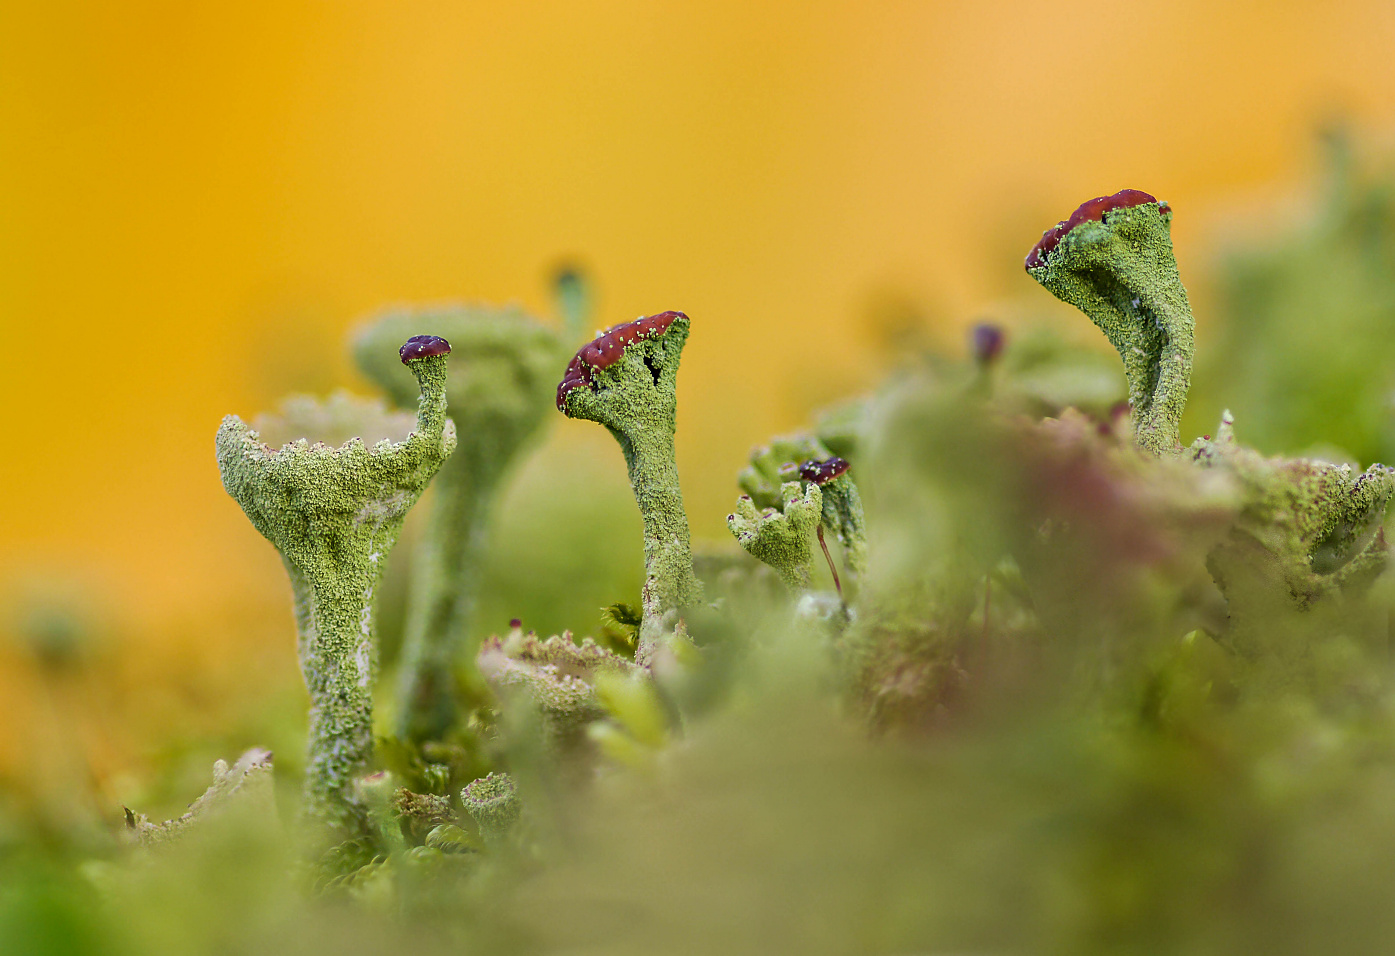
top-left (1025, 189), bottom-right (1164, 270)
top-left (555, 311), bottom-right (686, 410)
top-left (799, 457), bottom-right (851, 485)
top-left (399, 335), bottom-right (452, 364)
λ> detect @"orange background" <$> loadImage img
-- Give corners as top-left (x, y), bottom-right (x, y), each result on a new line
top-left (3, 1), bottom-right (1395, 790)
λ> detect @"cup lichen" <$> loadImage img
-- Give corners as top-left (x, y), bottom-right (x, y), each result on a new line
top-left (459, 772), bottom-right (520, 845)
top-left (1026, 189), bottom-right (1194, 456)
top-left (216, 336), bottom-right (456, 836)
top-left (354, 306), bottom-right (564, 743)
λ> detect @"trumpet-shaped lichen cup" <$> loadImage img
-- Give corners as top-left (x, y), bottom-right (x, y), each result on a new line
top-left (217, 335), bottom-right (456, 837)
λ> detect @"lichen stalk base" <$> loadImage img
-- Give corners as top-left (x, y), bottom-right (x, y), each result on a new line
top-left (354, 307), bottom-right (563, 743)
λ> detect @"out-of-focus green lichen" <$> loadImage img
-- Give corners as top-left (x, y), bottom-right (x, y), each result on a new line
top-left (355, 306), bottom-right (564, 744)
top-left (1192, 131), bottom-right (1395, 463)
top-left (378, 787), bottom-right (452, 848)
top-left (123, 749), bottom-right (276, 848)
top-left (587, 669), bottom-right (673, 768)
top-left (460, 772), bottom-right (519, 845)
top-left (217, 346), bottom-right (455, 837)
top-left (355, 771), bottom-right (407, 857)
top-left (727, 482), bottom-right (823, 591)
top-left (1190, 412), bottom-right (1394, 655)
top-left (477, 628), bottom-right (639, 740)
top-left (559, 313), bottom-right (703, 666)
top-left (551, 263), bottom-right (593, 342)
top-left (1028, 199), bottom-right (1194, 455)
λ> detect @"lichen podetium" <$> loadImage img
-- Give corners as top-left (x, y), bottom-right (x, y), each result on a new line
top-left (216, 336), bottom-right (456, 838)
top-left (727, 482), bottom-right (824, 591)
top-left (799, 456), bottom-right (869, 585)
top-left (557, 311), bottom-right (702, 666)
top-left (355, 306), bottom-right (563, 743)
top-left (1026, 189), bottom-right (1194, 456)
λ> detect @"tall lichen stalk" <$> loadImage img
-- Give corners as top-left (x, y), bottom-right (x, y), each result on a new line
top-left (558, 311), bottom-right (703, 665)
top-left (393, 438), bottom-right (505, 732)
top-left (355, 308), bottom-right (562, 742)
top-left (1026, 190), bottom-right (1194, 455)
top-left (217, 338), bottom-right (455, 836)
top-left (620, 403), bottom-right (699, 655)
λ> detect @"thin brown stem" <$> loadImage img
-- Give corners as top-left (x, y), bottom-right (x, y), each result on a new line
top-left (817, 524), bottom-right (842, 598)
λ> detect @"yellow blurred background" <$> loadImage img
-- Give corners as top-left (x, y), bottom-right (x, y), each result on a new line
top-left (3, 0), bottom-right (1395, 795)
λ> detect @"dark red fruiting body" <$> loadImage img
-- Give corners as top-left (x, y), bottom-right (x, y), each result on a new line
top-left (556, 310), bottom-right (687, 411)
top-left (1024, 189), bottom-right (1163, 271)
top-left (799, 457), bottom-right (851, 485)
top-left (970, 323), bottom-right (1005, 365)
top-left (399, 335), bottom-right (452, 364)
